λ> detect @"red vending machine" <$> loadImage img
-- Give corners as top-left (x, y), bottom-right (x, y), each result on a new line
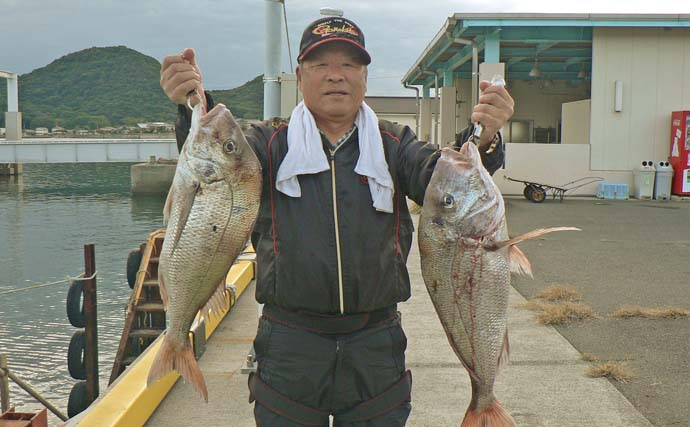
top-left (670, 111), bottom-right (690, 195)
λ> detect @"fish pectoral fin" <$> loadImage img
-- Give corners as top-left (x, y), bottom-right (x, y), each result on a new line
top-left (163, 182), bottom-right (175, 225)
top-left (497, 328), bottom-right (510, 372)
top-left (485, 226), bottom-right (581, 250)
top-left (509, 245), bottom-right (532, 277)
top-left (170, 180), bottom-right (201, 252)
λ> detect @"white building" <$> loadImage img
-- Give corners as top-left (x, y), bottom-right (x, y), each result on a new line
top-left (402, 13), bottom-right (690, 196)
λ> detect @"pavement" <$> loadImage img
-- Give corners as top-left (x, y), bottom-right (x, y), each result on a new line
top-left (145, 197), bottom-right (682, 427)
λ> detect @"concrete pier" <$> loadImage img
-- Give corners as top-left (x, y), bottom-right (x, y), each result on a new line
top-left (130, 157), bottom-right (176, 194)
top-left (4, 112), bottom-right (22, 142)
top-left (0, 163), bottom-right (22, 176)
top-left (145, 209), bottom-right (654, 427)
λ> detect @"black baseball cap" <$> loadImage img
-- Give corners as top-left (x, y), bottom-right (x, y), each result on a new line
top-left (298, 17), bottom-right (371, 65)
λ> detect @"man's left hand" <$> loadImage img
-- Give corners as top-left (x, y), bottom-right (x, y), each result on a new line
top-left (472, 80), bottom-right (515, 148)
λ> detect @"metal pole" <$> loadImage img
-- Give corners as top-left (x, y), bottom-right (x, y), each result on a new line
top-left (0, 354), bottom-right (9, 413)
top-left (83, 244), bottom-right (99, 403)
top-left (0, 367), bottom-right (68, 421)
top-left (264, 0), bottom-right (282, 119)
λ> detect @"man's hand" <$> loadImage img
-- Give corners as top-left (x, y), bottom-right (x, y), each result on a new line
top-left (160, 48), bottom-right (207, 110)
top-left (472, 80), bottom-right (514, 147)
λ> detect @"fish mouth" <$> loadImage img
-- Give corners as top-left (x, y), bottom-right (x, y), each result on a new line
top-left (200, 103), bottom-right (231, 123)
top-left (440, 147), bottom-right (472, 166)
top-left (458, 140), bottom-right (480, 159)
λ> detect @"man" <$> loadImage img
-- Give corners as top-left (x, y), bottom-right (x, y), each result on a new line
top-left (160, 16), bottom-right (513, 427)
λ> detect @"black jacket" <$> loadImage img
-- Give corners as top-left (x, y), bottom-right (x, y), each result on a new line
top-left (176, 95), bottom-right (504, 315)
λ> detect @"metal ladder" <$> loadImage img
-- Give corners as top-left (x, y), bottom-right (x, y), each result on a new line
top-left (109, 230), bottom-right (167, 385)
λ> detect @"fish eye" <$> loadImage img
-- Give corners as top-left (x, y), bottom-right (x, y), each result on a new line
top-left (223, 140), bottom-right (236, 153)
top-left (442, 194), bottom-right (455, 209)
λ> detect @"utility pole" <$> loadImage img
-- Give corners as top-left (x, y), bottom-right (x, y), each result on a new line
top-left (264, 0), bottom-right (282, 119)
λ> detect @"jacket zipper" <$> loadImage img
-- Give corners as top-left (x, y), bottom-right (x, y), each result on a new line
top-left (329, 146), bottom-right (345, 314)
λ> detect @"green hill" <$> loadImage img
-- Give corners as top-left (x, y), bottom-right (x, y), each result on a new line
top-left (208, 75), bottom-right (263, 120)
top-left (0, 46), bottom-right (263, 129)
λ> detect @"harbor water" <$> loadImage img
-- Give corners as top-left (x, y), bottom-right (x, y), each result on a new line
top-left (0, 163), bottom-right (166, 423)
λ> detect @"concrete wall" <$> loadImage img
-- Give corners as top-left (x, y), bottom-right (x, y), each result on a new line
top-left (279, 73), bottom-right (301, 118)
top-left (131, 162), bottom-right (176, 194)
top-left (5, 112), bottom-right (21, 141)
top-left (494, 143), bottom-right (632, 196)
top-left (378, 114), bottom-right (416, 132)
top-left (439, 86), bottom-right (457, 146)
top-left (590, 27), bottom-right (690, 171)
top-left (508, 80), bottom-right (590, 131)
top-left (454, 77), bottom-right (589, 142)
top-left (562, 99), bottom-right (591, 144)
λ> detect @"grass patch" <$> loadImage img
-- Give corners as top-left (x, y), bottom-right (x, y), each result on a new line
top-left (536, 302), bottom-right (597, 325)
top-left (535, 285), bottom-right (581, 302)
top-left (611, 305), bottom-right (690, 319)
top-left (580, 353), bottom-right (599, 362)
top-left (585, 361), bottom-right (633, 383)
top-left (520, 300), bottom-right (551, 312)
top-left (519, 301), bottom-right (598, 324)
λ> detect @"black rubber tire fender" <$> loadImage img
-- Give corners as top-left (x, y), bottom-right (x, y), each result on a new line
top-left (67, 330), bottom-right (87, 380)
top-left (126, 247), bottom-right (143, 290)
top-left (67, 381), bottom-right (90, 418)
top-left (66, 280), bottom-right (85, 328)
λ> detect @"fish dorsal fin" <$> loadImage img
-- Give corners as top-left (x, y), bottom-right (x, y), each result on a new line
top-left (163, 182), bottom-right (175, 225)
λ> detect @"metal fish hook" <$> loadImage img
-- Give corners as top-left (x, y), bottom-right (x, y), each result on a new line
top-left (468, 75), bottom-right (506, 145)
top-left (186, 88), bottom-right (202, 112)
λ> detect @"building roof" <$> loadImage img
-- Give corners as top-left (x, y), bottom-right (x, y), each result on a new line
top-left (402, 13), bottom-right (690, 86)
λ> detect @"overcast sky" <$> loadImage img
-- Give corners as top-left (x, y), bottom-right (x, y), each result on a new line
top-left (1, 0), bottom-right (689, 96)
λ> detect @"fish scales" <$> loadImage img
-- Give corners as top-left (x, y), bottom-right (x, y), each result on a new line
top-left (419, 144), bottom-right (515, 427)
top-left (147, 102), bottom-right (262, 402)
top-left (419, 141), bottom-right (577, 426)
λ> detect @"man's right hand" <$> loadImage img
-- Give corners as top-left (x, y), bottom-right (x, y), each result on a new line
top-left (160, 48), bottom-right (207, 110)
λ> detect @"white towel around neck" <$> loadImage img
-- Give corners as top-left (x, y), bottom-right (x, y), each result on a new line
top-left (275, 101), bottom-right (394, 213)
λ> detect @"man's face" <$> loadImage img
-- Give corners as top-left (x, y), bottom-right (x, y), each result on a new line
top-left (296, 42), bottom-right (367, 125)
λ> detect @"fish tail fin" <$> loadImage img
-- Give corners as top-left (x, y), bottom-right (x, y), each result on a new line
top-left (147, 335), bottom-right (208, 402)
top-left (509, 245), bottom-right (533, 277)
top-left (462, 400), bottom-right (516, 427)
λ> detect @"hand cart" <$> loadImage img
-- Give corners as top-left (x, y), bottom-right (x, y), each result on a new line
top-left (504, 176), bottom-right (604, 203)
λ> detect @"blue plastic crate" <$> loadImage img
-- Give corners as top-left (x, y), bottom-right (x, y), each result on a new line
top-left (597, 182), bottom-right (629, 200)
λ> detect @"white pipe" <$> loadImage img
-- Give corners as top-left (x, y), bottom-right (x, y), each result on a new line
top-left (264, 0), bottom-right (282, 119)
top-left (403, 83), bottom-right (420, 137)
